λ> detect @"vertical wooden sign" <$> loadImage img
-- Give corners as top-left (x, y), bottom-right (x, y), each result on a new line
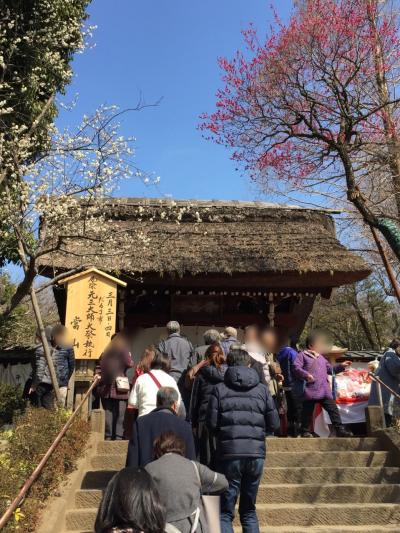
top-left (60, 268), bottom-right (127, 360)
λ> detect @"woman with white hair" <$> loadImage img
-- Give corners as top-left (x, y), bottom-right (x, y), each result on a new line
top-left (220, 326), bottom-right (239, 357)
top-left (194, 329), bottom-right (221, 361)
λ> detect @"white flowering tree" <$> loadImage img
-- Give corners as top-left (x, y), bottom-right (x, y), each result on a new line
top-left (0, 0), bottom-right (92, 400)
top-left (0, 1), bottom-right (185, 401)
top-left (0, 102), bottom-right (162, 401)
top-left (0, 104), bottom-right (161, 316)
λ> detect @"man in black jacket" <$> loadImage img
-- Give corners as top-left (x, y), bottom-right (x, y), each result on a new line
top-left (126, 387), bottom-right (196, 467)
top-left (206, 348), bottom-right (280, 533)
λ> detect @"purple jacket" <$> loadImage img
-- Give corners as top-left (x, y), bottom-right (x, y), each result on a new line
top-left (293, 351), bottom-right (345, 401)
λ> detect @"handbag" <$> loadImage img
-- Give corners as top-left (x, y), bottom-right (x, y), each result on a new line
top-left (115, 376), bottom-right (130, 393)
top-left (192, 461), bottom-right (221, 533)
top-left (165, 524), bottom-right (181, 533)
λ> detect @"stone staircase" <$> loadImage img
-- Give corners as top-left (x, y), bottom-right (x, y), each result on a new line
top-left (61, 436), bottom-right (400, 533)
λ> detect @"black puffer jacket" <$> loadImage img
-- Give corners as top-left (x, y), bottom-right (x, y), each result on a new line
top-left (190, 364), bottom-right (227, 427)
top-left (206, 366), bottom-right (279, 459)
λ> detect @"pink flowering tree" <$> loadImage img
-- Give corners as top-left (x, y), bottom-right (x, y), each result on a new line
top-left (201, 0), bottom-right (400, 262)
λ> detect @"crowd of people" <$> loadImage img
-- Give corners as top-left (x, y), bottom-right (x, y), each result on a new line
top-left (93, 321), bottom-right (356, 533)
top-left (22, 317), bottom-right (400, 532)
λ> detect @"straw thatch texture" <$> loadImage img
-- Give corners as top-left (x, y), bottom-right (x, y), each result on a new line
top-left (39, 198), bottom-right (370, 281)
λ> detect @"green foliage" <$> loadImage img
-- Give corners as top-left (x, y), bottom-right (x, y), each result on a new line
top-left (0, 0), bottom-right (91, 267)
top-left (0, 273), bottom-right (36, 348)
top-left (303, 279), bottom-right (399, 350)
top-left (0, 407), bottom-right (89, 532)
top-left (0, 227), bottom-right (21, 267)
top-left (0, 0), bottom-right (90, 159)
top-left (0, 217), bottom-right (36, 268)
top-left (0, 384), bottom-right (26, 426)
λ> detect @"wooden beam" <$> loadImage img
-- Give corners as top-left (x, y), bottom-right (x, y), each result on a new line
top-left (118, 288), bottom-right (126, 331)
top-left (39, 265), bottom-right (369, 290)
top-left (267, 292), bottom-right (275, 327)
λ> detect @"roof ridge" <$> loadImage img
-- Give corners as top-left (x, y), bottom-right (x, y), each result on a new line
top-left (96, 197), bottom-right (342, 214)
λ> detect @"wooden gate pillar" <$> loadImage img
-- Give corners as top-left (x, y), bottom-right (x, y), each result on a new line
top-left (268, 292), bottom-right (275, 327)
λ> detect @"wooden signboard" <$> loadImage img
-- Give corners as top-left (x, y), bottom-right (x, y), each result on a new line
top-left (60, 267), bottom-right (127, 360)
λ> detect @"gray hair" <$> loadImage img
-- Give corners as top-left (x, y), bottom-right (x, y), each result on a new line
top-left (203, 329), bottom-right (221, 345)
top-left (224, 326), bottom-right (237, 339)
top-left (166, 320), bottom-right (180, 334)
top-left (227, 348), bottom-right (251, 367)
top-left (157, 387), bottom-right (179, 408)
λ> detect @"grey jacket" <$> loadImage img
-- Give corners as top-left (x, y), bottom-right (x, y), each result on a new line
top-left (32, 344), bottom-right (75, 388)
top-left (146, 453), bottom-right (228, 533)
top-left (369, 349), bottom-right (400, 415)
top-left (158, 333), bottom-right (194, 376)
top-left (32, 344), bottom-right (54, 387)
top-left (194, 344), bottom-right (210, 364)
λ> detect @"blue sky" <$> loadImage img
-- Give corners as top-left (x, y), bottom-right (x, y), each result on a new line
top-left (6, 0), bottom-right (296, 283)
top-left (57, 0), bottom-right (294, 201)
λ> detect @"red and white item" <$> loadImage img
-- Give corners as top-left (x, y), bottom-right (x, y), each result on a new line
top-left (314, 366), bottom-right (372, 436)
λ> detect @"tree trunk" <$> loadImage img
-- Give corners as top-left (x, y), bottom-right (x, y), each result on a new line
top-left (16, 240), bottom-right (61, 404)
top-left (370, 225), bottom-right (400, 305)
top-left (30, 287), bottom-right (62, 404)
top-left (0, 263), bottom-right (37, 319)
top-left (339, 143), bottom-right (400, 262)
top-left (351, 288), bottom-right (377, 349)
top-left (366, 291), bottom-right (383, 349)
top-left (366, 0), bottom-right (400, 218)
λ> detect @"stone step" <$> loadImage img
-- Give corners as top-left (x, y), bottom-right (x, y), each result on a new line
top-left (234, 524), bottom-right (399, 533)
top-left (80, 470), bottom-right (116, 490)
top-left (62, 527), bottom-right (400, 533)
top-left (96, 439), bottom-right (128, 455)
top-left (75, 489), bottom-right (103, 508)
top-left (95, 437), bottom-right (385, 456)
top-left (65, 508), bottom-right (97, 531)
top-left (266, 451), bottom-right (390, 467)
top-left (90, 449), bottom-right (393, 472)
top-left (80, 466), bottom-right (400, 490)
top-left (264, 466), bottom-right (400, 484)
top-left (236, 503), bottom-right (400, 527)
top-left (265, 437), bottom-right (384, 452)
top-left (66, 503), bottom-right (400, 530)
top-left (91, 454), bottom-right (125, 470)
top-left (61, 525), bottom-right (400, 533)
top-left (258, 483), bottom-right (400, 503)
top-left (75, 483), bottom-right (400, 508)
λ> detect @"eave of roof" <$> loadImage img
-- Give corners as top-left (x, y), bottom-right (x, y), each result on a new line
top-left (38, 197), bottom-right (370, 285)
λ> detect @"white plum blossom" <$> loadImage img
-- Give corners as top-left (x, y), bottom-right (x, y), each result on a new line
top-left (0, 104), bottom-right (161, 317)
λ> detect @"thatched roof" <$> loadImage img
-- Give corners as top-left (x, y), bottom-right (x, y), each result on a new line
top-left (39, 198), bottom-right (370, 286)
